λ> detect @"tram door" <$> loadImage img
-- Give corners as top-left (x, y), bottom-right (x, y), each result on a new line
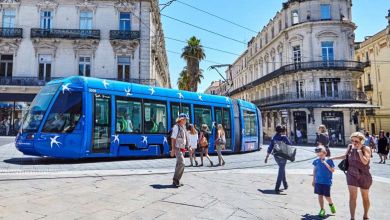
top-left (92, 94), bottom-right (111, 153)
top-left (215, 107), bottom-right (232, 150)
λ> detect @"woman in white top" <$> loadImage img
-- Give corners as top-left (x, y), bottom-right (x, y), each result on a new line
top-left (215, 124), bottom-right (226, 166)
top-left (187, 124), bottom-right (199, 166)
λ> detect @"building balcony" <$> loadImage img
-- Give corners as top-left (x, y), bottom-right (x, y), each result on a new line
top-left (109, 30), bottom-right (140, 40)
top-left (0, 28), bottom-right (23, 38)
top-left (31, 28), bottom-right (100, 40)
top-left (364, 84), bottom-right (373, 92)
top-left (229, 60), bottom-right (369, 96)
top-left (253, 91), bottom-right (367, 107)
top-left (0, 77), bottom-right (46, 86)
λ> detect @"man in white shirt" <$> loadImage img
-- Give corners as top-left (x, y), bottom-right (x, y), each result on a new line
top-left (296, 128), bottom-right (303, 144)
top-left (170, 113), bottom-right (189, 187)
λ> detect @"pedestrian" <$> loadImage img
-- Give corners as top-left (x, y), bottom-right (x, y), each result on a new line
top-left (296, 128), bottom-right (303, 144)
top-left (187, 124), bottom-right (199, 167)
top-left (312, 145), bottom-right (336, 218)
top-left (364, 132), bottom-right (375, 158)
top-left (330, 132), bottom-right (372, 220)
top-left (377, 130), bottom-right (388, 164)
top-left (265, 125), bottom-right (292, 193)
top-left (170, 113), bottom-right (189, 187)
top-left (385, 132), bottom-right (390, 160)
top-left (199, 124), bottom-right (214, 167)
top-left (316, 125), bottom-right (331, 156)
top-left (215, 124), bottom-right (226, 166)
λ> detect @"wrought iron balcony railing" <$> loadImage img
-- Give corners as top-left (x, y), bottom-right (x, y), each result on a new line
top-left (229, 60), bottom-right (369, 96)
top-left (31, 28), bottom-right (100, 40)
top-left (109, 30), bottom-right (140, 40)
top-left (0, 28), bottom-right (23, 38)
top-left (364, 84), bottom-right (373, 92)
top-left (252, 91), bottom-right (367, 107)
top-left (0, 77), bottom-right (46, 86)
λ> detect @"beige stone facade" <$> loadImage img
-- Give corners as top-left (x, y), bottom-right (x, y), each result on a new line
top-left (226, 0), bottom-right (371, 144)
top-left (355, 12), bottom-right (390, 134)
top-left (0, 0), bottom-right (170, 136)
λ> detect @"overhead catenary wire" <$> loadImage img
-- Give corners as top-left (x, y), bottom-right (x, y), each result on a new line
top-left (175, 0), bottom-right (258, 34)
top-left (161, 14), bottom-right (247, 45)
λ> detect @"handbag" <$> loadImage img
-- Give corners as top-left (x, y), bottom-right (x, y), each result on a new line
top-left (273, 140), bottom-right (297, 162)
top-left (199, 132), bottom-right (209, 148)
top-left (338, 145), bottom-right (352, 173)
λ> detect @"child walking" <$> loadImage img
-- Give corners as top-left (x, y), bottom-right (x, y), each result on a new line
top-left (312, 145), bottom-right (336, 218)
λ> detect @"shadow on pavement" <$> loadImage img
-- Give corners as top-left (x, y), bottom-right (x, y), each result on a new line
top-left (301, 214), bottom-right (331, 219)
top-left (3, 156), bottom-right (167, 165)
top-left (257, 189), bottom-right (287, 195)
top-left (150, 184), bottom-right (177, 189)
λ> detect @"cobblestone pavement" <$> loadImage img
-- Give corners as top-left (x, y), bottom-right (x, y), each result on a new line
top-left (1, 137), bottom-right (390, 219)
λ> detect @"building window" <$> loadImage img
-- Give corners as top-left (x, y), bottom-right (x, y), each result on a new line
top-left (38, 55), bottom-right (52, 81)
top-left (296, 80), bottom-right (304, 98)
top-left (272, 85), bottom-right (277, 96)
top-left (40, 11), bottom-right (53, 29)
top-left (119, 12), bottom-right (131, 31)
top-left (80, 11), bottom-right (93, 29)
top-left (367, 73), bottom-right (372, 85)
top-left (278, 20), bottom-right (282, 32)
top-left (293, 45), bottom-right (301, 67)
top-left (2, 9), bottom-right (15, 28)
top-left (117, 56), bottom-right (130, 81)
top-left (79, 56), bottom-right (91, 77)
top-left (272, 56), bottom-right (276, 71)
top-left (271, 26), bottom-right (275, 38)
top-left (320, 4), bottom-right (331, 20)
top-left (320, 78), bottom-right (340, 98)
top-left (322, 41), bottom-right (334, 64)
top-left (265, 34), bottom-right (268, 44)
top-left (0, 55), bottom-right (13, 77)
top-left (292, 10), bottom-right (299, 25)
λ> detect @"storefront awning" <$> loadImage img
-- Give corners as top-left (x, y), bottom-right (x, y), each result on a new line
top-left (261, 102), bottom-right (379, 110)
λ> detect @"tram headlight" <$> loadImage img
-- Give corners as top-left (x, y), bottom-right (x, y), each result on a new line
top-left (26, 134), bottom-right (35, 140)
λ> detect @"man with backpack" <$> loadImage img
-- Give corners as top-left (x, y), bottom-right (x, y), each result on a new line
top-left (170, 113), bottom-right (189, 187)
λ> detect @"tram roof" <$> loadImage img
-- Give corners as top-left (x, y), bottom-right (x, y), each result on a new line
top-left (49, 76), bottom-right (257, 108)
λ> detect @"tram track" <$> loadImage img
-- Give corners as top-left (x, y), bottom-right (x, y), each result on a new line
top-left (0, 147), bottom-right (317, 181)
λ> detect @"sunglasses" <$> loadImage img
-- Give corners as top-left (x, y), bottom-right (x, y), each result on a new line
top-left (351, 139), bottom-right (360, 144)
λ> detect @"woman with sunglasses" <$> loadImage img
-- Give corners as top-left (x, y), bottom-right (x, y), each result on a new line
top-left (330, 132), bottom-right (372, 220)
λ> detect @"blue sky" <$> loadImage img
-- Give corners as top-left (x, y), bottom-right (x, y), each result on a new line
top-left (160, 0), bottom-right (390, 92)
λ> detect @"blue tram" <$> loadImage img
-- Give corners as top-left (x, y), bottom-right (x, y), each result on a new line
top-left (15, 76), bottom-right (262, 158)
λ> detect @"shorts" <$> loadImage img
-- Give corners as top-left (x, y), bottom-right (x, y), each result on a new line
top-left (314, 183), bottom-right (331, 197)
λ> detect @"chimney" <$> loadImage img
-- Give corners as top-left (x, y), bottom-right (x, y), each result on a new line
top-left (387, 9), bottom-right (390, 26)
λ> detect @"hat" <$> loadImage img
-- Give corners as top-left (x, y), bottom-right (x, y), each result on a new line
top-left (176, 113), bottom-right (189, 122)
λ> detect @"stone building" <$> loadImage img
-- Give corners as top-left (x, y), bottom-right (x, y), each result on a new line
top-left (0, 0), bottom-right (170, 136)
top-left (226, 0), bottom-right (374, 144)
top-left (204, 80), bottom-right (224, 95)
top-left (355, 10), bottom-right (390, 134)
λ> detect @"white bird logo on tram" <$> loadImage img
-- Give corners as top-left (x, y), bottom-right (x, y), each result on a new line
top-left (198, 94), bottom-right (203, 101)
top-left (102, 80), bottom-right (110, 89)
top-left (178, 92), bottom-right (184, 99)
top-left (163, 136), bottom-right (168, 144)
top-left (50, 136), bottom-right (61, 148)
top-left (112, 135), bottom-right (120, 144)
top-left (149, 87), bottom-right (155, 95)
top-left (242, 129), bottom-right (245, 136)
top-left (141, 136), bottom-right (148, 144)
top-left (61, 83), bottom-right (71, 94)
top-left (125, 88), bottom-right (132, 96)
top-left (225, 97), bottom-right (230, 103)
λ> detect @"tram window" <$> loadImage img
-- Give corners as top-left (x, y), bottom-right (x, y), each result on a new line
top-left (144, 100), bottom-right (167, 134)
top-left (194, 106), bottom-right (212, 132)
top-left (116, 98), bottom-right (142, 133)
top-left (243, 110), bottom-right (257, 136)
top-left (42, 92), bottom-right (82, 133)
top-left (170, 103), bottom-right (191, 126)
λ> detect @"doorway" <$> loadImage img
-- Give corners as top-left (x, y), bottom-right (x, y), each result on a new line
top-left (92, 94), bottom-right (111, 153)
top-left (293, 111), bottom-right (307, 144)
top-left (322, 111), bottom-right (345, 146)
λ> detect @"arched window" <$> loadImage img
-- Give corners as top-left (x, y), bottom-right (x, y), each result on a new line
top-left (292, 10), bottom-right (299, 25)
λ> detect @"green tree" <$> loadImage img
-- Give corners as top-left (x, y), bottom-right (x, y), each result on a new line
top-left (177, 68), bottom-right (191, 91)
top-left (181, 36), bottom-right (206, 92)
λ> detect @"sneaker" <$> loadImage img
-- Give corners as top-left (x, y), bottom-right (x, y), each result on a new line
top-left (329, 204), bottom-right (336, 214)
top-left (318, 208), bottom-right (326, 218)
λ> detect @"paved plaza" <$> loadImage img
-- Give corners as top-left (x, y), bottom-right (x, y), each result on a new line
top-left (0, 137), bottom-right (390, 219)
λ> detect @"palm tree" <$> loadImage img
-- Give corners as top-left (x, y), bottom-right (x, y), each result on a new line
top-left (177, 68), bottom-right (191, 91)
top-left (181, 36), bottom-right (206, 92)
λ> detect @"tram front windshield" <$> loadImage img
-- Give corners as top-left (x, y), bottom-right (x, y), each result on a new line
top-left (21, 84), bottom-right (60, 133)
